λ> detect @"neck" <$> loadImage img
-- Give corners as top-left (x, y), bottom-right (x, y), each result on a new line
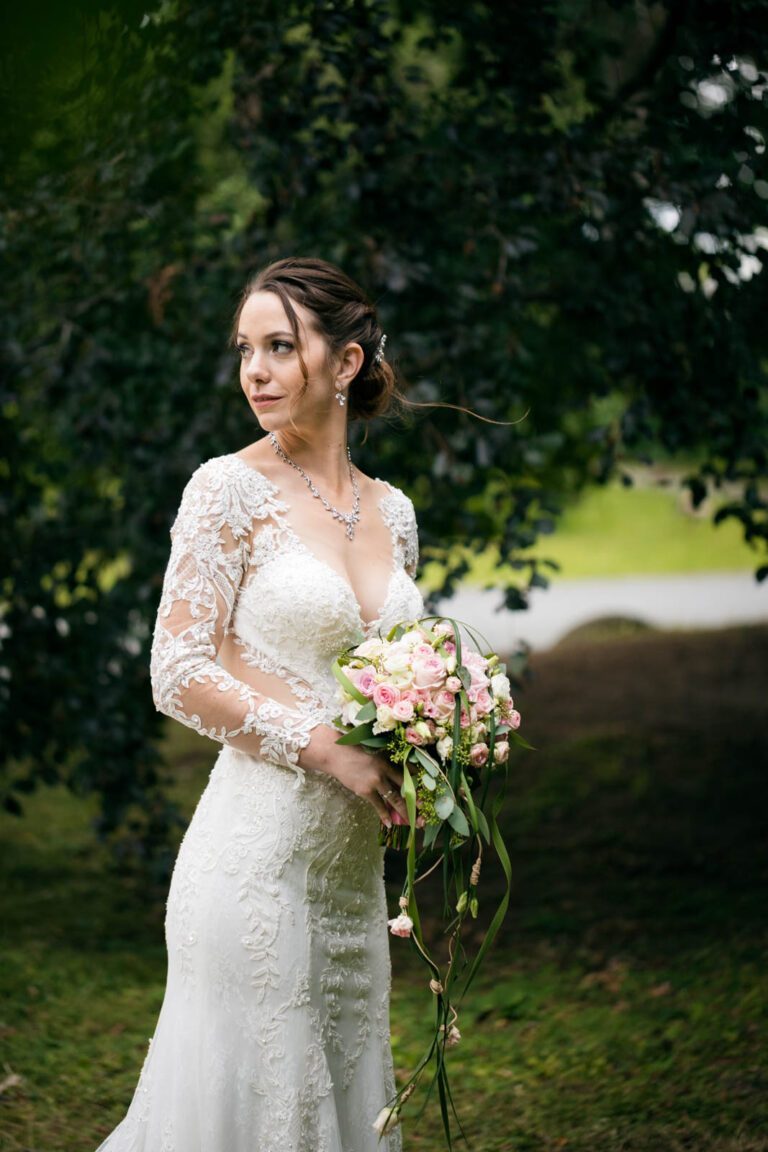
top-left (269, 429), bottom-right (352, 492)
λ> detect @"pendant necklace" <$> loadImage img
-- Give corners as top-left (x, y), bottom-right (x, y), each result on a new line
top-left (268, 432), bottom-right (361, 541)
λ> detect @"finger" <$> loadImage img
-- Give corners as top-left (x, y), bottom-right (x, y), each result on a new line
top-left (385, 765), bottom-right (404, 789)
top-left (377, 783), bottom-right (406, 823)
top-left (384, 782), bottom-right (409, 822)
top-left (387, 794), bottom-right (409, 822)
top-left (371, 793), bottom-right (392, 827)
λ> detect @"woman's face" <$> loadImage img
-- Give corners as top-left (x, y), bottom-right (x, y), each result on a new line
top-left (236, 290), bottom-right (336, 432)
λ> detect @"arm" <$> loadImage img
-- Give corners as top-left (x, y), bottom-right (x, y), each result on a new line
top-left (149, 460), bottom-right (320, 778)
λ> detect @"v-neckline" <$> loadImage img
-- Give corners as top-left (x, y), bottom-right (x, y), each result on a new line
top-left (227, 452), bottom-right (400, 633)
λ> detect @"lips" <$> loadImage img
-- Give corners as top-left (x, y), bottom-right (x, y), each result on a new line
top-left (251, 394), bottom-right (282, 406)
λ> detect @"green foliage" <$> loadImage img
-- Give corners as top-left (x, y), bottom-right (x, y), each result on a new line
top-left (1, 0), bottom-right (767, 861)
top-left (2, 626), bottom-right (767, 1148)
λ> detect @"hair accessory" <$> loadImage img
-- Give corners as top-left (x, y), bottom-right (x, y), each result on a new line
top-left (335, 389), bottom-right (346, 407)
top-left (373, 333), bottom-right (387, 366)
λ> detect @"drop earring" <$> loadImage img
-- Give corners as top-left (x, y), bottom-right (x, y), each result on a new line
top-left (335, 388), bottom-right (346, 407)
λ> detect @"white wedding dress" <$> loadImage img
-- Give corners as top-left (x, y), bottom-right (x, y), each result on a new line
top-left (95, 453), bottom-right (423, 1152)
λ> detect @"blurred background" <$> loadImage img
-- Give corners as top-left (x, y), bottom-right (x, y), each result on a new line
top-left (1, 2), bottom-right (767, 1149)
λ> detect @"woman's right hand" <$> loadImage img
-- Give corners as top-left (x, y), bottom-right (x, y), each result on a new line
top-left (299, 724), bottom-right (409, 827)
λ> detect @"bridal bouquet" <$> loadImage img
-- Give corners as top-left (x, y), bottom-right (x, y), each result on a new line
top-left (332, 617), bottom-right (528, 1147)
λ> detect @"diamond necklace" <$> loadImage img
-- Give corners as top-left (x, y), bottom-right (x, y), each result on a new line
top-left (268, 432), bottom-right (361, 541)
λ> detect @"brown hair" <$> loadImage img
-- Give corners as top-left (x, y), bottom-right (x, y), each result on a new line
top-left (232, 256), bottom-right (401, 421)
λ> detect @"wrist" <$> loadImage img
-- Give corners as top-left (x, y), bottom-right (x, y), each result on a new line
top-left (297, 724), bottom-right (341, 776)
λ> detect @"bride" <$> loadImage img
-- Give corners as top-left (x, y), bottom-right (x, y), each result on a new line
top-left (95, 257), bottom-right (424, 1152)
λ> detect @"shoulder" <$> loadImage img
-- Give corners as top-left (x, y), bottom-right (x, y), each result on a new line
top-left (376, 478), bottom-right (418, 536)
top-left (171, 454), bottom-right (286, 535)
top-left (377, 477), bottom-right (416, 515)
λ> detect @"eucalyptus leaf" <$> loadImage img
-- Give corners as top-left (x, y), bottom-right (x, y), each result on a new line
top-left (434, 792), bottom-right (455, 820)
top-left (447, 806), bottom-right (470, 837)
top-left (413, 745), bottom-right (439, 776)
top-left (422, 821), bottom-right (441, 849)
top-left (356, 700), bottom-right (377, 724)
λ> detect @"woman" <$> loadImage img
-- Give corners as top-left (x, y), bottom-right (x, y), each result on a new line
top-left (95, 257), bottom-right (424, 1152)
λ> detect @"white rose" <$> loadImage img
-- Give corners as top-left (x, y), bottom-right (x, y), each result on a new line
top-left (490, 673), bottom-right (511, 701)
top-left (341, 698), bottom-right (363, 726)
top-left (354, 637), bottom-right (385, 659)
top-left (400, 629), bottom-right (425, 650)
top-left (372, 705), bottom-right (397, 734)
top-left (383, 647), bottom-right (411, 674)
top-left (436, 734), bottom-right (453, 761)
top-left (444, 654), bottom-right (457, 674)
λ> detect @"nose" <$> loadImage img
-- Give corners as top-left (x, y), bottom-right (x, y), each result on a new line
top-left (243, 348), bottom-right (269, 382)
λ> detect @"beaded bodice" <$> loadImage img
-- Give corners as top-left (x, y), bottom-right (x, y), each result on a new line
top-left (149, 453), bottom-right (423, 776)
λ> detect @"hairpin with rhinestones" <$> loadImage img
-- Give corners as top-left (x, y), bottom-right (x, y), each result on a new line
top-left (373, 333), bottom-right (387, 366)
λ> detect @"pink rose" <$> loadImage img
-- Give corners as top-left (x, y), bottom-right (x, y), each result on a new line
top-left (392, 699), bottom-right (414, 722)
top-left (509, 709), bottom-right (521, 730)
top-left (463, 651), bottom-right (490, 690)
top-left (493, 741), bottom-right (509, 764)
top-left (460, 708), bottom-right (471, 729)
top-left (403, 688), bottom-right (430, 713)
top-left (387, 912), bottom-right (413, 938)
top-left (412, 654), bottom-right (446, 690)
top-left (373, 682), bottom-right (400, 709)
top-left (445, 676), bottom-right (462, 694)
top-left (475, 688), bottom-right (493, 715)
top-left (352, 664), bottom-right (378, 697)
top-left (413, 643), bottom-right (435, 659)
top-left (405, 726), bottom-right (425, 746)
top-left (431, 690), bottom-right (456, 720)
top-left (470, 743), bottom-right (489, 767)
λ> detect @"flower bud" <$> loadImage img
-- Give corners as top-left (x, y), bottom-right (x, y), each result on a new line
top-left (372, 1105), bottom-right (401, 1135)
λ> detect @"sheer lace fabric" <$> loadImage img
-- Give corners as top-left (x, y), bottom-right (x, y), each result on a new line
top-left (95, 454), bottom-right (424, 1152)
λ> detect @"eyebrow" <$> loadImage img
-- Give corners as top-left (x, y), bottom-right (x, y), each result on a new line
top-left (236, 330), bottom-right (295, 342)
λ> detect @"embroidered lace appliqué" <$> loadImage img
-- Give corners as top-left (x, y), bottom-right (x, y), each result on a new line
top-left (98, 452), bottom-right (418, 1152)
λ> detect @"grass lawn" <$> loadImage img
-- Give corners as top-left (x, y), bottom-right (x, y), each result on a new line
top-left (421, 479), bottom-right (761, 588)
top-left (1, 624), bottom-right (767, 1151)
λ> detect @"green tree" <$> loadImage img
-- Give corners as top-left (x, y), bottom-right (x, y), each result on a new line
top-left (2, 0), bottom-right (766, 865)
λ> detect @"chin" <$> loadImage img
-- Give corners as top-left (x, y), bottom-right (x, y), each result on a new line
top-left (251, 408), bottom-right (281, 429)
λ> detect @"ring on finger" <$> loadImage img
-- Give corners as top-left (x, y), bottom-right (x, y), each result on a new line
top-left (382, 789), bottom-right (396, 801)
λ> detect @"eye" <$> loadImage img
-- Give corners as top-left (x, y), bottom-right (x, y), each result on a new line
top-left (272, 339), bottom-right (294, 354)
top-left (236, 343), bottom-right (250, 358)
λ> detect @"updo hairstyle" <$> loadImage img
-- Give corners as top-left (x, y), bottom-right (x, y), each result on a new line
top-left (233, 257), bottom-right (401, 421)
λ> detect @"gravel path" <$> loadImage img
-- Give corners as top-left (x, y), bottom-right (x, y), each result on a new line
top-left (433, 570), bottom-right (768, 651)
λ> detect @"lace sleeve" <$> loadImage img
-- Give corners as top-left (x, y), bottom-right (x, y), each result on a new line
top-left (149, 459), bottom-right (318, 779)
top-left (402, 494), bottom-right (419, 579)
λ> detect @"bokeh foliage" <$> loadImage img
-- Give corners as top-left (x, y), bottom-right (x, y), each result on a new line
top-left (1, 0), bottom-right (767, 867)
